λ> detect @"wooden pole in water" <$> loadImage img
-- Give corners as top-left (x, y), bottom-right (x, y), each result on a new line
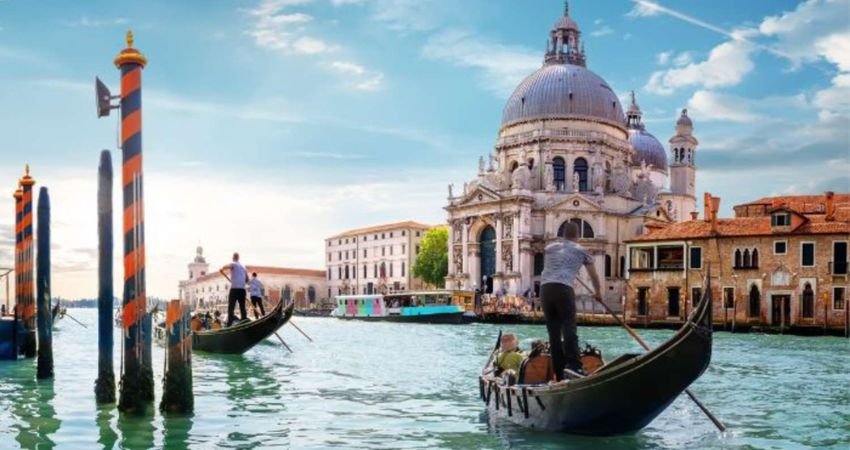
top-left (36, 187), bottom-right (53, 379)
top-left (95, 150), bottom-right (116, 403)
top-left (13, 185), bottom-right (22, 357)
top-left (20, 166), bottom-right (37, 358)
top-left (160, 299), bottom-right (193, 414)
top-left (115, 30), bottom-right (153, 414)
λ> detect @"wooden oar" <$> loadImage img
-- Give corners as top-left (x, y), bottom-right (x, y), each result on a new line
top-left (62, 311), bottom-right (88, 328)
top-left (481, 329), bottom-right (503, 375)
top-left (288, 320), bottom-right (313, 342)
top-left (221, 273), bottom-right (293, 353)
top-left (575, 277), bottom-right (726, 432)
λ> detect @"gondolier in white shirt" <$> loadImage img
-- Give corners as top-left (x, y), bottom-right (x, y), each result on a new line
top-left (248, 272), bottom-right (265, 318)
top-left (220, 252), bottom-right (250, 327)
top-left (540, 222), bottom-right (603, 381)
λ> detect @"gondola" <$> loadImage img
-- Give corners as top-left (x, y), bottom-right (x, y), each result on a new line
top-left (156, 300), bottom-right (294, 354)
top-left (479, 284), bottom-right (713, 436)
top-left (51, 304), bottom-right (65, 329)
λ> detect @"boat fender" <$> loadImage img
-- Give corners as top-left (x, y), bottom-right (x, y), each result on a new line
top-left (521, 388), bottom-right (530, 418)
top-left (506, 388), bottom-right (513, 417)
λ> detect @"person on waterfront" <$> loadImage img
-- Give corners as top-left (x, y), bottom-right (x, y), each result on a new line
top-left (494, 333), bottom-right (523, 376)
top-left (540, 222), bottom-right (602, 381)
top-left (220, 252), bottom-right (249, 327)
top-left (248, 272), bottom-right (265, 318)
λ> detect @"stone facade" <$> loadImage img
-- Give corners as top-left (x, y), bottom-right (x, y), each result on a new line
top-left (444, 6), bottom-right (697, 308)
top-left (325, 221), bottom-right (431, 297)
top-left (178, 247), bottom-right (327, 309)
top-left (625, 193), bottom-right (850, 333)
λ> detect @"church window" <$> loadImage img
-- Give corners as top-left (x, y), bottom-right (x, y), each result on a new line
top-left (604, 161), bottom-right (611, 192)
top-left (553, 157), bottom-right (566, 191)
top-left (574, 157), bottom-right (589, 192)
top-left (559, 218), bottom-right (595, 239)
top-left (534, 252), bottom-right (544, 276)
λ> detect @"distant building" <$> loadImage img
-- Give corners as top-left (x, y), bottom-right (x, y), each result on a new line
top-left (178, 247), bottom-right (327, 309)
top-left (445, 5), bottom-right (697, 308)
top-left (625, 192), bottom-right (849, 333)
top-left (325, 221), bottom-right (432, 297)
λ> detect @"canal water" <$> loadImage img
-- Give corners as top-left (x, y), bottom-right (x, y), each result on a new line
top-left (1, 309), bottom-right (848, 449)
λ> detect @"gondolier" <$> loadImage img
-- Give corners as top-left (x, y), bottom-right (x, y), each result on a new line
top-left (249, 272), bottom-right (265, 318)
top-left (220, 252), bottom-right (249, 327)
top-left (540, 222), bottom-right (602, 380)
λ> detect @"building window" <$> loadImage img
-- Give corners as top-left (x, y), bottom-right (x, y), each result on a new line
top-left (743, 249), bottom-right (751, 268)
top-left (689, 247), bottom-right (702, 269)
top-left (833, 242), bottom-right (848, 275)
top-left (574, 157), bottom-right (589, 192)
top-left (382, 247), bottom-right (386, 257)
top-left (752, 249), bottom-right (759, 268)
top-left (308, 286), bottom-right (316, 303)
top-left (390, 232), bottom-right (394, 238)
top-left (338, 251), bottom-right (341, 260)
top-left (692, 287), bottom-right (702, 308)
top-left (344, 266), bottom-right (350, 280)
top-left (401, 262), bottom-right (406, 277)
top-left (771, 213), bottom-right (790, 227)
top-left (345, 250), bottom-right (349, 259)
top-left (337, 267), bottom-right (341, 279)
top-left (382, 233), bottom-right (385, 239)
top-left (734, 249), bottom-right (742, 268)
top-left (604, 255), bottom-right (612, 278)
top-left (657, 246), bottom-right (684, 270)
top-left (749, 284), bottom-right (761, 318)
top-left (723, 287), bottom-right (735, 309)
top-left (390, 246), bottom-right (394, 256)
top-left (373, 264), bottom-right (377, 278)
top-left (363, 249), bottom-right (367, 258)
top-left (534, 252), bottom-right (544, 276)
top-left (801, 282), bottom-right (814, 318)
top-left (389, 263), bottom-right (394, 277)
top-left (637, 287), bottom-right (649, 316)
top-left (402, 230), bottom-right (406, 236)
top-left (834, 287), bottom-right (846, 310)
top-left (667, 287), bottom-right (681, 317)
top-left (553, 157), bottom-right (566, 191)
top-left (416, 231), bottom-right (420, 237)
top-left (801, 242), bottom-right (815, 267)
top-left (774, 241), bottom-right (787, 255)
top-left (416, 245), bottom-right (420, 254)
top-left (630, 248), bottom-right (654, 270)
top-left (328, 253), bottom-right (331, 262)
top-left (363, 265), bottom-right (367, 278)
top-left (734, 248), bottom-right (759, 269)
top-left (402, 244), bottom-right (406, 254)
top-left (619, 256), bottom-right (626, 278)
top-left (327, 268), bottom-right (331, 280)
top-left (558, 218), bottom-right (594, 239)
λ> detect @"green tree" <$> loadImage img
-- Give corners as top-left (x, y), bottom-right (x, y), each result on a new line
top-left (414, 226), bottom-right (448, 288)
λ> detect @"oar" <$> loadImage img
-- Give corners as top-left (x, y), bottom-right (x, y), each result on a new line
top-left (288, 320), bottom-right (313, 342)
top-left (481, 329), bottom-right (503, 375)
top-left (575, 277), bottom-right (726, 432)
top-left (63, 311), bottom-right (88, 328)
top-left (221, 273), bottom-right (293, 353)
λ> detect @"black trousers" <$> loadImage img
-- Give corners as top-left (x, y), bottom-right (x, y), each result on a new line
top-left (541, 283), bottom-right (581, 380)
top-left (250, 296), bottom-right (265, 317)
top-left (227, 288), bottom-right (247, 326)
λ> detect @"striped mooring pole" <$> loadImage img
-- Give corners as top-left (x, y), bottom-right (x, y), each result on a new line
top-left (13, 184), bottom-right (22, 357)
top-left (36, 187), bottom-right (53, 379)
top-left (159, 299), bottom-right (193, 415)
top-left (114, 30), bottom-right (154, 414)
top-left (95, 150), bottom-right (116, 403)
top-left (19, 166), bottom-right (36, 358)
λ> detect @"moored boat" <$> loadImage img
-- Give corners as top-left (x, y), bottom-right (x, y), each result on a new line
top-left (51, 303), bottom-right (65, 329)
top-left (155, 300), bottom-right (293, 354)
top-left (333, 291), bottom-right (466, 324)
top-left (479, 282), bottom-right (713, 435)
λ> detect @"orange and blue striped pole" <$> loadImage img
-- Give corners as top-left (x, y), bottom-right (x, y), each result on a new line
top-left (19, 166), bottom-right (36, 358)
top-left (114, 30), bottom-right (152, 413)
top-left (13, 185), bottom-right (22, 357)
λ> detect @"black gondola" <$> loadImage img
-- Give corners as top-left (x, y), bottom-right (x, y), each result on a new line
top-left (51, 304), bottom-right (65, 329)
top-left (156, 300), bottom-right (293, 354)
top-left (479, 283), bottom-right (713, 436)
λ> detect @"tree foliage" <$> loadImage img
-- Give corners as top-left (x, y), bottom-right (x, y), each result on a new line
top-left (413, 226), bottom-right (448, 288)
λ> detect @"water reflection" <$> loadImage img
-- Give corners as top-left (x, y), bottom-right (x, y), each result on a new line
top-left (0, 363), bottom-right (62, 449)
top-left (162, 414), bottom-right (194, 449)
top-left (219, 354), bottom-right (288, 448)
top-left (116, 409), bottom-right (156, 450)
top-left (96, 406), bottom-right (118, 449)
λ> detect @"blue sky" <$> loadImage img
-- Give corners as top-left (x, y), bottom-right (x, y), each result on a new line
top-left (0, 0), bottom-right (847, 298)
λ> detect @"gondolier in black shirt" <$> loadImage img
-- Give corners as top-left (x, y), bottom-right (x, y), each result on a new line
top-left (540, 222), bottom-right (603, 381)
top-left (221, 252), bottom-right (250, 327)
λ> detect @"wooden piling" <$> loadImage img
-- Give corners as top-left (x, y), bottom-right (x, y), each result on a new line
top-left (95, 150), bottom-right (115, 403)
top-left (36, 187), bottom-right (53, 379)
top-left (20, 166), bottom-right (36, 358)
top-left (159, 299), bottom-right (193, 415)
top-left (13, 185), bottom-right (22, 357)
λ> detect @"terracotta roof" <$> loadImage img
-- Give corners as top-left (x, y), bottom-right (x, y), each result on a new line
top-left (328, 220), bottom-right (433, 239)
top-left (628, 215), bottom-right (850, 242)
top-left (737, 193), bottom-right (850, 214)
top-left (194, 265), bottom-right (324, 283)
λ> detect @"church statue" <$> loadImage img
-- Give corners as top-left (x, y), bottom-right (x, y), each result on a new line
top-left (572, 171), bottom-right (580, 192)
top-left (488, 153), bottom-right (495, 172)
top-left (544, 161), bottom-right (554, 192)
top-left (478, 156), bottom-right (485, 174)
top-left (448, 183), bottom-right (454, 198)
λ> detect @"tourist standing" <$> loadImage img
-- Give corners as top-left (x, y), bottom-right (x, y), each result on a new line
top-left (540, 222), bottom-right (602, 380)
top-left (220, 252), bottom-right (249, 326)
top-left (248, 272), bottom-right (265, 318)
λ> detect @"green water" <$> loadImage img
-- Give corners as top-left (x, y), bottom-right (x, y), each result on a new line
top-left (1, 309), bottom-right (848, 449)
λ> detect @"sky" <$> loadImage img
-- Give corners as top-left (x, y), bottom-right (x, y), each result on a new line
top-left (0, 0), bottom-right (847, 299)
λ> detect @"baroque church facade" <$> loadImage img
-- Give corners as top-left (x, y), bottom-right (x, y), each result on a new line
top-left (444, 4), bottom-right (699, 306)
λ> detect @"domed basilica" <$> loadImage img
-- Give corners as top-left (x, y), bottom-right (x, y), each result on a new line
top-left (445, 4), bottom-right (699, 302)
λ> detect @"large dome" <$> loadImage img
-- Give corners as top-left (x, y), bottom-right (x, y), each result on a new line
top-left (501, 63), bottom-right (625, 128)
top-left (629, 129), bottom-right (667, 170)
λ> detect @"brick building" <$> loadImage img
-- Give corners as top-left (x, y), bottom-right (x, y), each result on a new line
top-left (624, 192), bottom-right (849, 334)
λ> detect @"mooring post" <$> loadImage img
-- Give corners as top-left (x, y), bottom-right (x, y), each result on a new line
top-left (160, 299), bottom-right (193, 415)
top-left (13, 185), bottom-right (22, 357)
top-left (141, 310), bottom-right (154, 402)
top-left (115, 30), bottom-right (153, 414)
top-left (36, 187), bottom-right (53, 379)
top-left (19, 166), bottom-right (37, 358)
top-left (95, 150), bottom-right (115, 403)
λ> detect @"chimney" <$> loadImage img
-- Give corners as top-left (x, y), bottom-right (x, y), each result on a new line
top-left (825, 191), bottom-right (835, 221)
top-left (690, 211), bottom-right (699, 221)
top-left (710, 196), bottom-right (721, 234)
top-left (703, 192), bottom-right (712, 223)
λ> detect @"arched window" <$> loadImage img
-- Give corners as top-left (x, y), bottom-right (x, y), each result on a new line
top-left (802, 282), bottom-right (814, 318)
top-left (734, 249), bottom-right (742, 268)
top-left (283, 285), bottom-right (292, 302)
top-left (479, 226), bottom-right (497, 293)
top-left (574, 157), bottom-right (588, 192)
top-left (380, 262), bottom-right (386, 278)
top-left (604, 161), bottom-right (612, 192)
top-left (558, 218), bottom-right (594, 239)
top-left (528, 158), bottom-right (535, 170)
top-left (748, 284), bottom-right (760, 318)
top-left (605, 254), bottom-right (612, 278)
top-left (553, 157), bottom-right (566, 191)
top-left (533, 252), bottom-right (544, 276)
top-left (510, 161), bottom-right (519, 172)
top-left (743, 249), bottom-right (751, 268)
top-left (751, 249), bottom-right (759, 268)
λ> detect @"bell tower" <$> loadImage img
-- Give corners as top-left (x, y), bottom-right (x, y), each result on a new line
top-left (669, 108), bottom-right (697, 197)
top-left (188, 246), bottom-right (209, 280)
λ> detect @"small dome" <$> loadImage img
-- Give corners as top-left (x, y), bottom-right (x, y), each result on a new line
top-left (553, 15), bottom-right (579, 31)
top-left (502, 64), bottom-right (625, 127)
top-left (676, 108), bottom-right (693, 127)
top-left (629, 129), bottom-right (667, 171)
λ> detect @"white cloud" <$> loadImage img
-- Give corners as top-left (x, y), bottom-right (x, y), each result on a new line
top-left (370, 0), bottom-right (442, 32)
top-left (685, 90), bottom-right (763, 123)
top-left (292, 36), bottom-right (332, 54)
top-left (62, 16), bottom-right (127, 28)
top-left (421, 30), bottom-right (539, 97)
top-left (590, 25), bottom-right (614, 37)
top-left (330, 61), bottom-right (367, 75)
top-left (656, 51), bottom-right (671, 65)
top-left (813, 73), bottom-right (850, 115)
top-left (329, 61), bottom-right (385, 91)
top-left (759, 0), bottom-right (850, 68)
top-left (247, 0), bottom-right (335, 55)
top-left (672, 51), bottom-right (694, 67)
top-left (645, 36), bottom-right (755, 95)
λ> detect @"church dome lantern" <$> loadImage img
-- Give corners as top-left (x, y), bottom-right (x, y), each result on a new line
top-left (626, 91), bottom-right (667, 171)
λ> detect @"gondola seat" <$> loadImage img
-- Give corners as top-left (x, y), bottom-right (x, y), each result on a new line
top-left (518, 354), bottom-right (555, 384)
